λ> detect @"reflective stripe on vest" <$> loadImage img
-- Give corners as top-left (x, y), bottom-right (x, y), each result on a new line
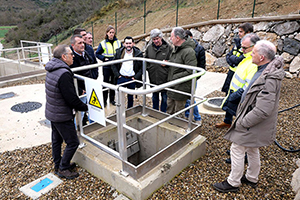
top-left (229, 46), bottom-right (243, 72)
top-left (101, 40), bottom-right (121, 57)
top-left (229, 51), bottom-right (257, 92)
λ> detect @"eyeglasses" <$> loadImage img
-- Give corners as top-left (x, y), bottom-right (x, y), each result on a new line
top-left (241, 45), bottom-right (253, 50)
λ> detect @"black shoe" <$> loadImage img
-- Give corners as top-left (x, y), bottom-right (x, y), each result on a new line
top-left (226, 150), bottom-right (230, 155)
top-left (225, 158), bottom-right (231, 164)
top-left (57, 169), bottom-right (79, 179)
top-left (54, 162), bottom-right (76, 174)
top-left (110, 101), bottom-right (116, 106)
top-left (241, 175), bottom-right (258, 188)
top-left (225, 156), bottom-right (248, 164)
top-left (213, 180), bottom-right (239, 193)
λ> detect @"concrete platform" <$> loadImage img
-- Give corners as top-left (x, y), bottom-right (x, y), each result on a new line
top-left (74, 133), bottom-right (206, 200)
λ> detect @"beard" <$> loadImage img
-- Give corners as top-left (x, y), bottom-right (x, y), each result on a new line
top-left (126, 46), bottom-right (133, 52)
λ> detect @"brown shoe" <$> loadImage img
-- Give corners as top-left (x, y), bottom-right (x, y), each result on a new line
top-left (57, 169), bottom-right (79, 179)
top-left (215, 121), bottom-right (231, 128)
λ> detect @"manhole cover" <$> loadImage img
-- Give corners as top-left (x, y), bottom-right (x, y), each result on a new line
top-left (207, 98), bottom-right (224, 107)
top-left (0, 92), bottom-right (15, 100)
top-left (11, 101), bottom-right (42, 113)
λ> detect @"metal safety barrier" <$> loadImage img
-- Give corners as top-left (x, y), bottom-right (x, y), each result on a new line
top-left (73, 57), bottom-right (206, 174)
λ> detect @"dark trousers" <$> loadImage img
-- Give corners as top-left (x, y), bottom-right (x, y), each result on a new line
top-left (51, 120), bottom-right (79, 171)
top-left (152, 90), bottom-right (167, 112)
top-left (224, 111), bottom-right (233, 124)
top-left (103, 66), bottom-right (115, 105)
top-left (221, 69), bottom-right (235, 94)
top-left (117, 76), bottom-right (135, 108)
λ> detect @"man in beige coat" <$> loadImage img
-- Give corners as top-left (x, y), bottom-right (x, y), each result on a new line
top-left (213, 40), bottom-right (285, 193)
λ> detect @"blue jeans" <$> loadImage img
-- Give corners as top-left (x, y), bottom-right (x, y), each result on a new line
top-left (117, 76), bottom-right (135, 108)
top-left (152, 90), bottom-right (167, 112)
top-left (185, 99), bottom-right (201, 121)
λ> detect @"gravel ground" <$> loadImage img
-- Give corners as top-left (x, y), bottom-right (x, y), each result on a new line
top-left (1, 77), bottom-right (300, 199)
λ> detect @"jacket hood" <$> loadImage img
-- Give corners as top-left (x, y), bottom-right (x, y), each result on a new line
top-left (175, 37), bottom-right (195, 52)
top-left (45, 58), bottom-right (70, 72)
top-left (263, 56), bottom-right (285, 80)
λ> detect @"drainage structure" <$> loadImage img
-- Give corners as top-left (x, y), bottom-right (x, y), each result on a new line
top-left (72, 58), bottom-right (206, 200)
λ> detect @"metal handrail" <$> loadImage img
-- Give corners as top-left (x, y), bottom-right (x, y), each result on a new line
top-left (73, 57), bottom-right (206, 168)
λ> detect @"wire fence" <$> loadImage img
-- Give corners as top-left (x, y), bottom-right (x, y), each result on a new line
top-left (84, 0), bottom-right (259, 44)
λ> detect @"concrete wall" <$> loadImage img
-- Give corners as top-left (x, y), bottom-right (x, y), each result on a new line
top-left (0, 57), bottom-right (42, 77)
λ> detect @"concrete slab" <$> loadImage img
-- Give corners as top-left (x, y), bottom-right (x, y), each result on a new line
top-left (73, 134), bottom-right (206, 200)
top-left (19, 173), bottom-right (63, 200)
top-left (0, 84), bottom-right (50, 153)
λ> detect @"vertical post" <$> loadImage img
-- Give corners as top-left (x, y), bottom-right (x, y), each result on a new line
top-left (20, 40), bottom-right (25, 61)
top-left (92, 21), bottom-right (94, 47)
top-left (142, 60), bottom-right (147, 116)
top-left (176, 0), bottom-right (179, 26)
top-left (37, 42), bottom-right (42, 67)
top-left (116, 89), bottom-right (128, 175)
top-left (115, 12), bottom-right (117, 35)
top-left (187, 70), bottom-right (197, 131)
top-left (144, 0), bottom-right (146, 34)
top-left (252, 0), bottom-right (256, 18)
top-left (17, 49), bottom-right (21, 73)
top-left (55, 34), bottom-right (58, 46)
top-left (217, 0), bottom-right (221, 19)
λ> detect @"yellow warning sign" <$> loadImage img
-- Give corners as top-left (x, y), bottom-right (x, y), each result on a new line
top-left (89, 89), bottom-right (102, 109)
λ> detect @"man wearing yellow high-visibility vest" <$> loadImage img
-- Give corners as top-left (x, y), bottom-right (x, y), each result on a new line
top-left (216, 33), bottom-right (260, 128)
top-left (221, 23), bottom-right (254, 94)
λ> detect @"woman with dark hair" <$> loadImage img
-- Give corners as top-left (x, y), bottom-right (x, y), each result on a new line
top-left (96, 25), bottom-right (122, 107)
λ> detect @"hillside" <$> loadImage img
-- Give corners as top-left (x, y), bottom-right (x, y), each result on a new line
top-left (0, 0), bottom-right (57, 25)
top-left (81, 0), bottom-right (300, 46)
top-left (1, 0), bottom-right (299, 47)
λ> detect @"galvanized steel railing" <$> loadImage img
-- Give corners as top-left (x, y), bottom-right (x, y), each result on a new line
top-left (73, 57), bottom-right (206, 169)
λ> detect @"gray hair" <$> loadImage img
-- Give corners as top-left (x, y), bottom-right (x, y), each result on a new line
top-left (255, 40), bottom-right (276, 61)
top-left (172, 27), bottom-right (185, 40)
top-left (70, 34), bottom-right (82, 45)
top-left (150, 29), bottom-right (163, 38)
top-left (53, 45), bottom-right (69, 59)
top-left (242, 33), bottom-right (260, 46)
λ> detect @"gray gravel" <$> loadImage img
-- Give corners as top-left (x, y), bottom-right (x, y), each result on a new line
top-left (1, 78), bottom-right (300, 199)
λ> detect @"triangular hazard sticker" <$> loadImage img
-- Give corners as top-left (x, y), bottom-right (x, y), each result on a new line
top-left (89, 89), bottom-right (102, 109)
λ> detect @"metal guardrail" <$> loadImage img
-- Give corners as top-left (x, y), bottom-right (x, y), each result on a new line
top-left (0, 41), bottom-right (52, 77)
top-left (73, 57), bottom-right (206, 172)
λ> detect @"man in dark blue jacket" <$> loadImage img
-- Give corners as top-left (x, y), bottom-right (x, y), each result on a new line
top-left (45, 45), bottom-right (88, 179)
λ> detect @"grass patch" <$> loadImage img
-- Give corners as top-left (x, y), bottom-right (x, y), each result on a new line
top-left (0, 29), bottom-right (9, 38)
top-left (0, 26), bottom-right (17, 40)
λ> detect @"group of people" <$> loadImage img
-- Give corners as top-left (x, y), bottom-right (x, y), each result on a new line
top-left (45, 22), bottom-right (285, 195)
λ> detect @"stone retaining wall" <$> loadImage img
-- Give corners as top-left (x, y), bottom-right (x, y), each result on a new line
top-left (135, 15), bottom-right (300, 78)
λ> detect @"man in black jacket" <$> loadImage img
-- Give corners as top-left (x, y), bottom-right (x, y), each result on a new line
top-left (45, 45), bottom-right (88, 179)
top-left (111, 36), bottom-right (143, 108)
top-left (74, 28), bottom-right (98, 79)
top-left (70, 34), bottom-right (95, 125)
